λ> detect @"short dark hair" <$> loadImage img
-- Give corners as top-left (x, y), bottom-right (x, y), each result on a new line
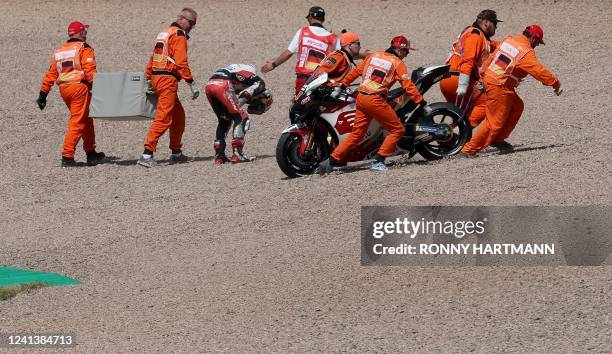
top-left (182, 7), bottom-right (198, 19)
top-left (476, 9), bottom-right (501, 25)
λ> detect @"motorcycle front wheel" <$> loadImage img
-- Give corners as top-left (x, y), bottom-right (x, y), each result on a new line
top-left (276, 131), bottom-right (330, 178)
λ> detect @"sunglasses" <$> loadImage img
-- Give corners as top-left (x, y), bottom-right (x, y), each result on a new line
top-left (350, 41), bottom-right (361, 46)
top-left (180, 15), bottom-right (196, 27)
top-left (397, 47), bottom-right (410, 54)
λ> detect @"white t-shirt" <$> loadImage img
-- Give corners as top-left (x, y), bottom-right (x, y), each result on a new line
top-left (287, 26), bottom-right (340, 53)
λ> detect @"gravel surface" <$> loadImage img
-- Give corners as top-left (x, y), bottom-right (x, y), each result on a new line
top-left (1, 0), bottom-right (610, 352)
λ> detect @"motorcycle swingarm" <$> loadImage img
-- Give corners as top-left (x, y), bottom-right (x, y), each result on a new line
top-left (404, 123), bottom-right (452, 143)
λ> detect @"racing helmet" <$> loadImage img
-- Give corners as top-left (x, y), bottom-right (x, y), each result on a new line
top-left (247, 89), bottom-right (273, 115)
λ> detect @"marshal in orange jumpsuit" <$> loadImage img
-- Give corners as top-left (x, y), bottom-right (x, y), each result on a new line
top-left (461, 28), bottom-right (561, 156)
top-left (313, 49), bottom-right (355, 85)
top-left (332, 43), bottom-right (424, 164)
top-left (38, 26), bottom-right (98, 164)
top-left (143, 22), bottom-right (195, 155)
top-left (440, 24), bottom-right (495, 128)
top-left (306, 30), bottom-right (361, 90)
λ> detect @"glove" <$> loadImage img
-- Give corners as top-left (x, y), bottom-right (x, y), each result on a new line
top-left (554, 87), bottom-right (563, 96)
top-left (36, 91), bottom-right (48, 110)
top-left (330, 86), bottom-right (342, 99)
top-left (238, 97), bottom-right (249, 107)
top-left (420, 100), bottom-right (432, 116)
top-left (188, 82), bottom-right (200, 100)
top-left (475, 81), bottom-right (484, 93)
top-left (245, 81), bottom-right (265, 99)
top-left (456, 73), bottom-right (470, 97)
top-left (345, 87), bottom-right (356, 96)
top-left (145, 80), bottom-right (155, 95)
top-left (238, 83), bottom-right (259, 102)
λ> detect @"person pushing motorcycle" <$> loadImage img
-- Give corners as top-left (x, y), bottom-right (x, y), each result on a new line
top-left (460, 24), bottom-right (562, 157)
top-left (440, 9), bottom-right (501, 130)
top-left (308, 30), bottom-right (362, 86)
top-left (318, 35), bottom-right (427, 173)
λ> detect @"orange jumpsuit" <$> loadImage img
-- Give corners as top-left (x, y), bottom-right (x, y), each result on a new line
top-left (40, 39), bottom-right (97, 158)
top-left (313, 49), bottom-right (354, 84)
top-left (144, 23), bottom-right (194, 153)
top-left (440, 25), bottom-right (496, 128)
top-left (331, 51), bottom-right (424, 161)
top-left (461, 34), bottom-right (560, 155)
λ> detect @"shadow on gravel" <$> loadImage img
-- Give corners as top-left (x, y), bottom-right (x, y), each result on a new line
top-left (105, 156), bottom-right (139, 166)
top-left (279, 143), bottom-right (566, 178)
top-left (105, 153), bottom-right (276, 167)
top-left (250, 154), bottom-right (276, 161)
top-left (285, 158), bottom-right (430, 179)
top-left (59, 159), bottom-right (116, 168)
top-left (60, 161), bottom-right (89, 168)
top-left (390, 159), bottom-right (431, 167)
top-left (480, 143), bottom-right (568, 157)
top-left (157, 156), bottom-right (215, 164)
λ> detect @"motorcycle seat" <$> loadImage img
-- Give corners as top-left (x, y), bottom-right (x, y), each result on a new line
top-left (387, 88), bottom-right (404, 102)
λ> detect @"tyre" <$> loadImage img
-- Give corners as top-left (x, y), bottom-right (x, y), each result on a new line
top-left (415, 102), bottom-right (471, 160)
top-left (276, 131), bottom-right (330, 178)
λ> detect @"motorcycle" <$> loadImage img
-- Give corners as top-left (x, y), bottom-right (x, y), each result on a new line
top-left (276, 65), bottom-right (471, 178)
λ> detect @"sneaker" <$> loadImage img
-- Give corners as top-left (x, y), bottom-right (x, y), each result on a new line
top-left (491, 140), bottom-right (514, 153)
top-left (86, 151), bottom-right (106, 166)
top-left (169, 152), bottom-right (190, 164)
top-left (214, 155), bottom-right (230, 165)
top-left (317, 158), bottom-right (335, 175)
top-left (61, 157), bottom-right (78, 168)
top-left (137, 155), bottom-right (157, 168)
top-left (371, 161), bottom-right (389, 171)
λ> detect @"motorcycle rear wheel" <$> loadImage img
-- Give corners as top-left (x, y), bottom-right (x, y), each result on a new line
top-left (415, 102), bottom-right (471, 160)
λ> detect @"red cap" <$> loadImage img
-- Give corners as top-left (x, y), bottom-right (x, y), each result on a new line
top-left (525, 24), bottom-right (545, 45)
top-left (390, 35), bottom-right (416, 51)
top-left (68, 21), bottom-right (89, 35)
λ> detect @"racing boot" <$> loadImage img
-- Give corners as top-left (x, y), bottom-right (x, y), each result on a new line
top-left (214, 140), bottom-right (230, 165)
top-left (230, 138), bottom-right (252, 163)
top-left (215, 155), bottom-right (230, 165)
